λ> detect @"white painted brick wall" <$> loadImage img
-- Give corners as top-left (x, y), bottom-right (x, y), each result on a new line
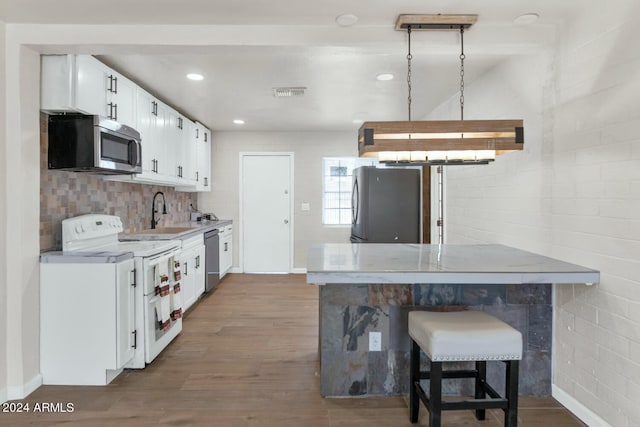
top-left (428, 1), bottom-right (640, 425)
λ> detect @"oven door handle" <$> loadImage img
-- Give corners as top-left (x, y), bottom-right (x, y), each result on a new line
top-left (147, 248), bottom-right (180, 263)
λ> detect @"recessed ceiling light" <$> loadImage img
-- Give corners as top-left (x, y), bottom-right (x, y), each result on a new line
top-left (336, 14), bottom-right (359, 27)
top-left (376, 73), bottom-right (394, 81)
top-left (352, 119), bottom-right (364, 125)
top-left (233, 119), bottom-right (245, 125)
top-left (513, 13), bottom-right (539, 25)
top-left (186, 73), bottom-right (204, 81)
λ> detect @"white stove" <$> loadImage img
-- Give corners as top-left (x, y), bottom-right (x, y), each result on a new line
top-left (61, 214), bottom-right (180, 257)
top-left (40, 214), bottom-right (184, 386)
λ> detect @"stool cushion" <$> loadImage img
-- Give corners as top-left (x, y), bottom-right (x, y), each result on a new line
top-left (408, 310), bottom-right (523, 362)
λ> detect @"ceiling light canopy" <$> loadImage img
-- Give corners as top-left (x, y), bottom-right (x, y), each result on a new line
top-left (336, 14), bottom-right (359, 27)
top-left (395, 13), bottom-right (477, 31)
top-left (376, 73), bottom-right (394, 81)
top-left (273, 86), bottom-right (306, 97)
top-left (359, 14), bottom-right (525, 166)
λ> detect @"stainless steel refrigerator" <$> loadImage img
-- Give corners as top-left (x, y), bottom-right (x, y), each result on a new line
top-left (350, 166), bottom-right (421, 243)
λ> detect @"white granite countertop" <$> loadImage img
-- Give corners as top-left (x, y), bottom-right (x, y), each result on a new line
top-left (306, 243), bottom-right (600, 285)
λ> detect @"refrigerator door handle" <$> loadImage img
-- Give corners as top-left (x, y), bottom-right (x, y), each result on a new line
top-left (352, 178), bottom-right (359, 225)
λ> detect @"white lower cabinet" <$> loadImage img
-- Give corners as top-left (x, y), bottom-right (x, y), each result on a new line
top-left (180, 234), bottom-right (206, 312)
top-left (219, 224), bottom-right (233, 278)
top-left (40, 258), bottom-right (136, 385)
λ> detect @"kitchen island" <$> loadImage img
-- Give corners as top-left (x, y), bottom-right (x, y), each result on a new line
top-left (306, 243), bottom-right (599, 398)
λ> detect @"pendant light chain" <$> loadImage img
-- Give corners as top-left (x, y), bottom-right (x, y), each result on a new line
top-left (407, 26), bottom-right (413, 121)
top-left (459, 26), bottom-right (465, 121)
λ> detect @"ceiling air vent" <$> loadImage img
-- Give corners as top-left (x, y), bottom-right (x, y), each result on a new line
top-left (272, 87), bottom-right (306, 97)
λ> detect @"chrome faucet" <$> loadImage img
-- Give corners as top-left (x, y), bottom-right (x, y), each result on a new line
top-left (151, 191), bottom-right (167, 229)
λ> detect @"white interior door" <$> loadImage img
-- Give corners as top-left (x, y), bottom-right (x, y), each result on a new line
top-left (241, 154), bottom-right (292, 273)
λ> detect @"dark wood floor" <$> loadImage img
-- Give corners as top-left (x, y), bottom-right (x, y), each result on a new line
top-left (2, 274), bottom-right (586, 426)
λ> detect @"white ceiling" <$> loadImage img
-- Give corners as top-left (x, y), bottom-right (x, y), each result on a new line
top-left (2, 0), bottom-right (590, 132)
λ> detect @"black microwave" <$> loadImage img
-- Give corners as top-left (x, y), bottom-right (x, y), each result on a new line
top-left (47, 114), bottom-right (142, 174)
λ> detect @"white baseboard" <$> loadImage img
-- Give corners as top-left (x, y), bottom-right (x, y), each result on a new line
top-left (227, 267), bottom-right (307, 274)
top-left (552, 384), bottom-right (611, 427)
top-left (0, 386), bottom-right (7, 404)
top-left (6, 373), bottom-right (42, 401)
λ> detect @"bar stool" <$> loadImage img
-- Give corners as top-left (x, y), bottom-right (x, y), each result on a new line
top-left (408, 310), bottom-right (523, 427)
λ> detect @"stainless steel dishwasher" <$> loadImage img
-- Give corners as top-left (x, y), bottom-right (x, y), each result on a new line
top-left (204, 229), bottom-right (220, 292)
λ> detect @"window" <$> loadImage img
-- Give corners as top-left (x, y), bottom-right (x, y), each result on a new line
top-left (322, 157), bottom-right (376, 225)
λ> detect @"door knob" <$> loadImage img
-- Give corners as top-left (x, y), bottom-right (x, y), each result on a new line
top-left (284, 219), bottom-right (289, 224)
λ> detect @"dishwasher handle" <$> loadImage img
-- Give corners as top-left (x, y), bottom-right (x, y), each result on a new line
top-left (204, 229), bottom-right (219, 239)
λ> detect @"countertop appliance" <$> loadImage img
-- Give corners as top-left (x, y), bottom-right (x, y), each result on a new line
top-left (40, 214), bottom-right (182, 385)
top-left (350, 166), bottom-right (420, 243)
top-left (47, 114), bottom-right (142, 174)
top-left (204, 228), bottom-right (220, 292)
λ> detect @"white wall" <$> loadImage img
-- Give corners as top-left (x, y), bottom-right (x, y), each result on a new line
top-left (433, 2), bottom-right (640, 426)
top-left (198, 131), bottom-right (357, 270)
top-left (429, 52), bottom-right (553, 253)
top-left (0, 20), bottom-right (8, 404)
top-left (551, 2), bottom-right (640, 425)
top-left (2, 27), bottom-right (42, 400)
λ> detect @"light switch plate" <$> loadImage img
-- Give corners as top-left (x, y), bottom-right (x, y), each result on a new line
top-left (301, 202), bottom-right (310, 211)
top-left (369, 331), bottom-right (382, 352)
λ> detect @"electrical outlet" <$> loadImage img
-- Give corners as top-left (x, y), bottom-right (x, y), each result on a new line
top-left (369, 331), bottom-right (382, 352)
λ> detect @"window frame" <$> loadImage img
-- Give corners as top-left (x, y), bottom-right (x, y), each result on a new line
top-left (321, 157), bottom-right (376, 226)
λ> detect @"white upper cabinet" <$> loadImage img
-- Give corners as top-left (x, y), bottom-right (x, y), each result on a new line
top-left (196, 124), bottom-right (212, 192)
top-left (166, 108), bottom-right (198, 188)
top-left (109, 71), bottom-right (136, 129)
top-left (153, 101), bottom-right (171, 178)
top-left (177, 117), bottom-right (197, 186)
top-left (72, 55), bottom-right (108, 117)
top-left (165, 106), bottom-right (186, 185)
top-left (182, 120), bottom-right (198, 185)
top-left (176, 122), bottom-right (211, 192)
top-left (41, 55), bottom-right (137, 129)
top-left (134, 87), bottom-right (164, 178)
top-left (42, 54), bottom-right (212, 192)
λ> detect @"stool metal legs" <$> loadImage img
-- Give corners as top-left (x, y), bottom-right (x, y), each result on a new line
top-left (410, 340), bottom-right (420, 423)
top-left (409, 338), bottom-right (519, 427)
top-left (506, 360), bottom-right (520, 427)
top-left (475, 361), bottom-right (487, 420)
top-left (428, 361), bottom-right (442, 427)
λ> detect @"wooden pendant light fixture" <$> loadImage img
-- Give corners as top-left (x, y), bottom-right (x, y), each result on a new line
top-left (358, 14), bottom-right (524, 165)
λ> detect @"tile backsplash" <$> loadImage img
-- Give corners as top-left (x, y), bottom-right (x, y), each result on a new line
top-left (40, 113), bottom-right (197, 251)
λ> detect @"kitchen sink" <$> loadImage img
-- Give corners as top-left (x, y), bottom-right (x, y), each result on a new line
top-left (136, 227), bottom-right (194, 235)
